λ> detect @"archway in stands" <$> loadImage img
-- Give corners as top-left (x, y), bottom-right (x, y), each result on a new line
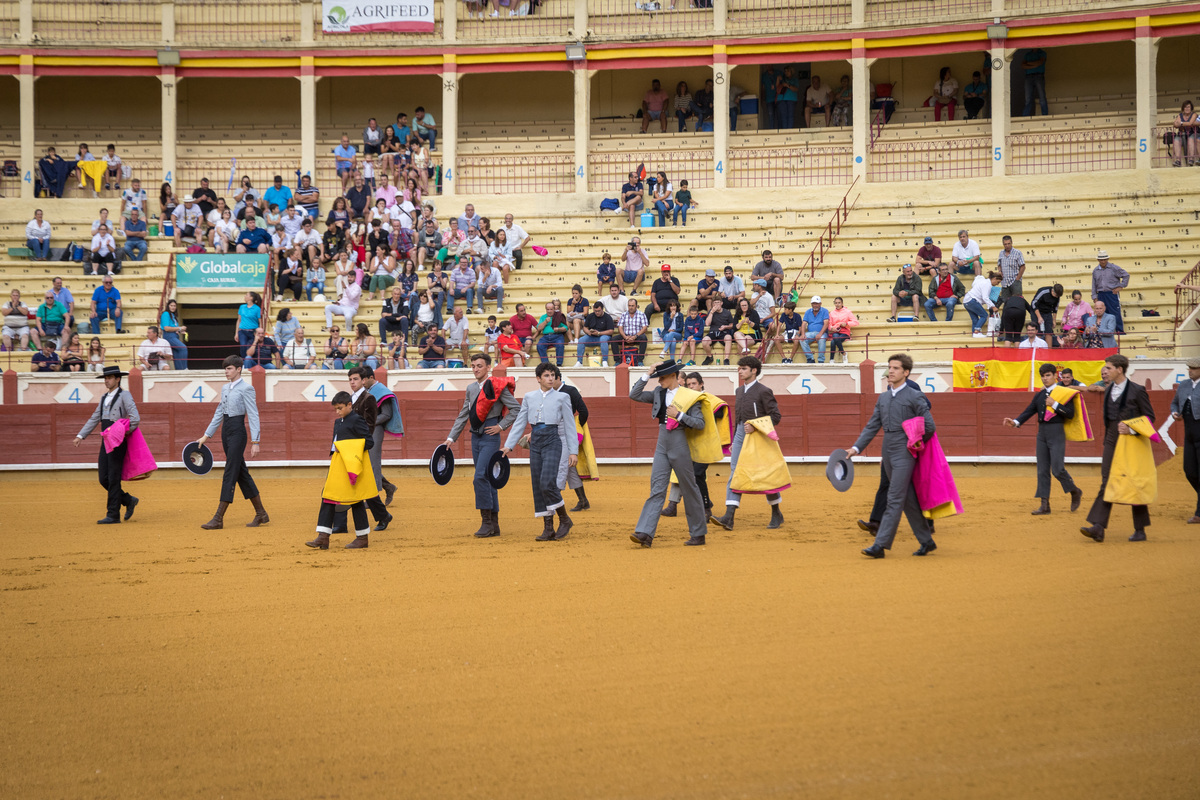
top-left (1156, 36), bottom-right (1200, 169)
top-left (170, 302), bottom-right (245, 370)
top-left (0, 78), bottom-right (17, 196)
top-left (1006, 41), bottom-right (1135, 120)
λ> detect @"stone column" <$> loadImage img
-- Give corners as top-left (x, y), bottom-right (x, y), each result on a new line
top-left (299, 59), bottom-right (317, 181)
top-left (160, 1), bottom-right (175, 44)
top-left (441, 56), bottom-right (458, 199)
top-left (851, 43), bottom-right (869, 182)
top-left (160, 70), bottom-right (177, 191)
top-left (444, 0), bottom-right (457, 43)
top-left (573, 0), bottom-right (587, 39)
top-left (574, 62), bottom-right (590, 194)
top-left (18, 0), bottom-right (31, 43)
top-left (713, 48), bottom-right (729, 190)
top-left (18, 57), bottom-right (34, 200)
top-left (990, 46), bottom-right (1009, 178)
top-left (1134, 18), bottom-right (1158, 172)
top-left (713, 0), bottom-right (727, 34)
top-left (299, 0), bottom-right (314, 44)
top-left (851, 0), bottom-right (864, 27)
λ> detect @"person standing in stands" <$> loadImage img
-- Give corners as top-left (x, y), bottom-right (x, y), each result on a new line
top-left (73, 365), bottom-right (140, 525)
top-left (1091, 250), bottom-right (1129, 335)
top-left (196, 355), bottom-right (270, 530)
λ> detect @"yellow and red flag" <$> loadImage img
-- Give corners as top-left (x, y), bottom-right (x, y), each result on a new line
top-left (951, 347), bottom-right (1116, 392)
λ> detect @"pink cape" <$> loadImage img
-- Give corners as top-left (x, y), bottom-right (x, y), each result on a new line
top-left (901, 417), bottom-right (962, 519)
top-left (100, 419), bottom-right (158, 482)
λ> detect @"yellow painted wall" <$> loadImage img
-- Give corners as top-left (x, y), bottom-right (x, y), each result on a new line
top-left (34, 76), bottom-right (161, 129)
top-left (177, 78), bottom-right (300, 127)
top-left (1158, 36), bottom-right (1200, 102)
top-left (0, 77), bottom-right (17, 126)
top-left (459, 71), bottom-right (572, 123)
top-left (319, 75), bottom-right (441, 131)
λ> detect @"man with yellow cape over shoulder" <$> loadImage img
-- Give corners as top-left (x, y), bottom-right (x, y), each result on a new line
top-left (306, 391), bottom-right (378, 550)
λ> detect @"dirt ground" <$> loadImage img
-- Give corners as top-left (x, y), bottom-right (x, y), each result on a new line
top-left (3, 464), bottom-right (1199, 800)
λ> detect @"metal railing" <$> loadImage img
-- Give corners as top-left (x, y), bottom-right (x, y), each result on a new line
top-left (727, 0), bottom-right (849, 32)
top-left (795, 174), bottom-right (859, 289)
top-left (588, 0), bottom-right (713, 38)
top-left (865, 0), bottom-right (988, 24)
top-left (1005, 127), bottom-right (1136, 176)
top-left (1174, 258), bottom-right (1200, 345)
top-left (868, 137), bottom-right (991, 182)
top-left (174, 0), bottom-right (302, 47)
top-left (32, 0), bottom-right (162, 45)
top-left (727, 144), bottom-right (853, 188)
top-left (158, 253), bottom-right (176, 318)
top-left (174, 159), bottom-right (304, 199)
top-left (587, 148), bottom-right (714, 192)
top-left (455, 154), bottom-right (576, 195)
top-left (455, 0), bottom-right (569, 41)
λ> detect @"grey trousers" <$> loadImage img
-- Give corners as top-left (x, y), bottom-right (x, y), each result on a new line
top-left (873, 433), bottom-right (933, 550)
top-left (635, 425), bottom-right (707, 539)
top-left (370, 425), bottom-right (385, 492)
top-left (529, 426), bottom-right (565, 517)
top-left (471, 431), bottom-right (500, 512)
top-left (724, 424), bottom-right (781, 507)
top-left (1035, 423), bottom-right (1077, 499)
top-left (566, 464), bottom-right (583, 490)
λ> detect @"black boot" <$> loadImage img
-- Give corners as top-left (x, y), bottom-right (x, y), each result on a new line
top-left (768, 505), bottom-right (784, 529)
top-left (473, 510), bottom-right (492, 538)
top-left (536, 516), bottom-right (556, 541)
top-left (569, 487), bottom-right (590, 512)
top-left (660, 501), bottom-right (678, 517)
top-left (1031, 498), bottom-right (1050, 515)
top-left (712, 506), bottom-right (736, 530)
top-left (554, 506), bottom-right (573, 540)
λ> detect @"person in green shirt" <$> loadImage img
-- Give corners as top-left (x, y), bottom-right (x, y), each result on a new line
top-left (36, 290), bottom-right (68, 346)
top-left (672, 180), bottom-right (697, 227)
top-left (534, 301), bottom-right (569, 366)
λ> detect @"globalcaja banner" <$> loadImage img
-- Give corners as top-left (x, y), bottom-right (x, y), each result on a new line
top-left (952, 347), bottom-right (1116, 391)
top-left (321, 0), bottom-right (435, 33)
top-left (175, 253), bottom-right (269, 290)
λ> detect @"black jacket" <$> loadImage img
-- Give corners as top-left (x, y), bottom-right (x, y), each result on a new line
top-left (331, 412), bottom-right (372, 451)
top-left (1015, 387), bottom-right (1076, 426)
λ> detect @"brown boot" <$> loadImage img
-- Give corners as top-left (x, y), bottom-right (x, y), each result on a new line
top-left (1031, 499), bottom-right (1051, 515)
top-left (345, 534), bottom-right (369, 549)
top-left (200, 501), bottom-right (230, 530)
top-left (246, 495), bottom-right (270, 527)
top-left (1070, 488), bottom-right (1083, 513)
top-left (472, 509), bottom-right (491, 538)
top-left (306, 532), bottom-right (330, 549)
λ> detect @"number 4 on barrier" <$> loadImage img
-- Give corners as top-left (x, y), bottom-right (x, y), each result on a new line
top-left (715, 161), bottom-right (723, 174)
top-left (24, 171), bottom-right (31, 184)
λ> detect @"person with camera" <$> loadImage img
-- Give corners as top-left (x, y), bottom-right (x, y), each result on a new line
top-left (619, 236), bottom-right (649, 294)
top-left (137, 325), bottom-right (173, 370)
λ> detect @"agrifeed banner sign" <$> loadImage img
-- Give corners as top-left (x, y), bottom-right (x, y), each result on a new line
top-left (175, 253), bottom-right (269, 290)
top-left (321, 0), bottom-right (435, 33)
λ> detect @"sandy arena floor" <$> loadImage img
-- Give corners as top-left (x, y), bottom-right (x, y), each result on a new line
top-left (3, 464), bottom-right (1199, 799)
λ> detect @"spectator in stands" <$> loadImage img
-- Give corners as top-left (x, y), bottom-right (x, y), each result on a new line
top-left (827, 296), bottom-right (858, 363)
top-left (776, 68), bottom-right (800, 129)
top-left (192, 177), bottom-right (217, 219)
top-left (261, 175), bottom-right (292, 213)
top-left (481, 315), bottom-right (500, 358)
top-left (509, 303), bottom-right (537, 352)
top-left (678, 303), bottom-right (705, 365)
top-left (930, 67), bottom-right (958, 121)
top-left (1022, 48), bottom-right (1048, 117)
top-left (160, 182), bottom-right (178, 222)
top-left (365, 238), bottom-right (398, 300)
top-left (323, 221), bottom-right (347, 267)
top-left (998, 289), bottom-right (1034, 346)
top-left (380, 285), bottom-right (409, 345)
top-left (205, 197), bottom-right (229, 236)
top-left (417, 327), bottom-right (446, 368)
top-left (36, 290), bottom-right (67, 345)
top-left (457, 203), bottom-right (480, 234)
top-left (729, 82), bottom-right (750, 133)
top-left (964, 271), bottom-right (1001, 337)
top-left (1061, 290), bottom-right (1093, 333)
top-left (3, 290), bottom-right (30, 351)
top-left (25, 208), bottom-right (51, 261)
top-left (798, 295), bottom-right (830, 363)
top-left (1060, 327), bottom-right (1083, 349)
top-left (831, 74), bottom-right (852, 127)
top-left (1170, 101), bottom-right (1199, 167)
top-left (294, 217), bottom-right (322, 267)
top-left (487, 229), bottom-right (515, 284)
top-left (235, 292), bottom-right (262, 357)
top-left (331, 250), bottom-right (355, 297)
top-left (89, 277), bottom-right (123, 334)
top-left (426, 260), bottom-right (449, 320)
top-left (348, 323), bottom-right (380, 369)
top-left (159, 298), bottom-right (188, 370)
top-left (61, 332), bottom-right (85, 371)
top-left (72, 143), bottom-right (94, 189)
top-left (447, 257), bottom-right (476, 312)
top-left (564, 285), bottom-right (589, 343)
top-left (673, 180), bottom-right (696, 227)
top-left (236, 216), bottom-right (271, 254)
top-left (460, 227), bottom-right (489, 270)
top-left (532, 302), bottom-right (567, 366)
top-left (406, 141), bottom-right (432, 196)
top-left (645, 264), bottom-right (681, 327)
top-left (413, 107), bottom-right (438, 151)
top-left (951, 229), bottom-right (983, 276)
top-left (673, 81), bottom-right (694, 132)
top-left (443, 307), bottom-right (470, 365)
top-left (334, 135), bottom-right (357, 192)
top-left (120, 178), bottom-right (148, 222)
top-left (394, 112), bottom-right (412, 149)
top-left (363, 117), bottom-right (384, 157)
top-left (172, 196), bottom-right (202, 248)
top-left (396, 258), bottom-right (420, 318)
top-left (343, 176), bottom-right (369, 222)
top-left (617, 237), bottom-right (649, 292)
top-left (245, 327), bottom-right (279, 369)
top-left (51, 277), bottom-right (75, 333)
top-left (620, 172), bottom-right (645, 228)
top-left (499, 214), bottom-right (530, 271)
top-left (925, 264), bottom-right (966, 322)
top-left (388, 332), bottom-right (408, 370)
top-left (382, 125), bottom-right (403, 176)
top-left (210, 209), bottom-right (236, 254)
top-left (701, 296), bottom-right (734, 365)
top-left (576, 301), bottom-right (615, 366)
top-left (1017, 323), bottom-right (1048, 350)
top-left (600, 284), bottom-right (628, 322)
top-left (38, 146), bottom-right (67, 198)
top-left (274, 308), bottom-right (300, 344)
top-left (282, 326), bottom-right (316, 369)
top-left (996, 235), bottom-right (1026, 298)
top-left (91, 208), bottom-right (116, 239)
top-left (804, 73), bottom-right (832, 128)
top-left (32, 340), bottom-right (59, 372)
top-left (652, 172), bottom-right (674, 228)
top-left (232, 177), bottom-right (259, 219)
top-left (1091, 250), bottom-right (1129, 334)
top-left (761, 65), bottom-right (779, 129)
top-left (1088, 300), bottom-right (1117, 348)
top-left (122, 209), bottom-right (148, 262)
top-left (1032, 284), bottom-right (1064, 347)
top-left (641, 79), bottom-right (669, 133)
top-left (963, 71), bottom-right (988, 120)
top-left (138, 326), bottom-right (173, 370)
top-left (596, 252), bottom-right (617, 296)
top-left (90, 224), bottom-right (119, 276)
top-left (86, 336), bottom-right (106, 372)
top-left (322, 326), bottom-right (348, 370)
top-left (888, 264), bottom-right (924, 322)
top-left (476, 260), bottom-right (504, 315)
top-left (325, 276), bottom-right (362, 333)
top-left (691, 79), bottom-right (715, 131)
top-left (271, 223), bottom-right (293, 263)
top-left (751, 250), bottom-right (785, 301)
top-left (732, 297), bottom-right (761, 356)
top-left (304, 252), bottom-right (326, 302)
top-left (417, 219), bottom-right (443, 270)
top-left (657, 299), bottom-right (685, 360)
top-left (617, 298), bottom-right (648, 366)
top-left (914, 236), bottom-right (942, 275)
top-left (488, 320), bottom-right (520, 367)
top-left (695, 268), bottom-right (720, 309)
top-left (374, 172), bottom-right (398, 208)
top-left (296, 175), bottom-right (321, 218)
top-left (771, 302), bottom-right (803, 363)
top-left (716, 264), bottom-right (746, 310)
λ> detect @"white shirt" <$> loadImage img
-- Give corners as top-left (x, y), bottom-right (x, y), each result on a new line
top-left (92, 218), bottom-right (115, 235)
top-left (102, 153), bottom-right (122, 169)
top-left (964, 274), bottom-right (996, 309)
top-left (743, 379), bottom-right (758, 393)
top-left (172, 204), bottom-right (202, 227)
top-left (102, 388), bottom-right (119, 411)
top-left (272, 232), bottom-right (293, 250)
top-left (1110, 379), bottom-right (1128, 401)
top-left (137, 337), bottom-right (172, 368)
top-left (445, 316), bottom-right (469, 346)
top-left (889, 382), bottom-right (908, 397)
top-left (284, 339), bottom-right (315, 366)
top-left (91, 233), bottom-right (116, 256)
top-left (952, 238), bottom-right (982, 265)
top-left (601, 294), bottom-right (628, 318)
top-left (392, 200), bottom-right (417, 230)
top-left (215, 220), bottom-right (238, 242)
top-left (502, 222), bottom-right (528, 247)
top-left (26, 219), bottom-right (50, 240)
top-left (294, 229), bottom-right (322, 249)
top-left (280, 212), bottom-right (305, 237)
top-left (122, 188), bottom-right (147, 214)
top-left (351, 387), bottom-right (366, 404)
top-left (665, 386), bottom-right (680, 406)
top-left (1018, 336), bottom-right (1048, 349)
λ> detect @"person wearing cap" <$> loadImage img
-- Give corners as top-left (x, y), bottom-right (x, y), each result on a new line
top-left (645, 264), bottom-right (681, 328)
top-left (501, 363), bottom-right (579, 542)
top-left (924, 264), bottom-right (966, 323)
top-left (73, 365), bottom-right (141, 525)
top-left (1091, 250), bottom-right (1129, 335)
top-left (800, 296), bottom-right (831, 364)
top-left (171, 195), bottom-right (202, 248)
top-left (888, 264), bottom-right (925, 323)
top-left (711, 356), bottom-right (785, 532)
top-left (1003, 363), bottom-right (1084, 516)
top-left (629, 360), bottom-right (709, 547)
top-left (716, 265), bottom-right (746, 310)
top-left (1170, 358), bottom-right (1200, 523)
top-left (695, 268), bottom-right (721, 310)
top-left (914, 236), bottom-right (942, 276)
top-left (195, 355), bottom-right (269, 530)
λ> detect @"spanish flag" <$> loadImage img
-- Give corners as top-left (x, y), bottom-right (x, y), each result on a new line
top-left (952, 347), bottom-right (1116, 392)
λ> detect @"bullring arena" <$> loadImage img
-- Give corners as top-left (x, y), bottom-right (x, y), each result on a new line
top-left (2, 0), bottom-right (1200, 797)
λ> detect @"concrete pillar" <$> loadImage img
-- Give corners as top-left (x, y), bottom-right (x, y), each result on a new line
top-left (19, 57), bottom-right (35, 200)
top-left (851, 46), bottom-right (869, 182)
top-left (160, 70), bottom-right (177, 190)
top-left (18, 0), bottom-right (31, 43)
top-left (991, 0), bottom-right (1003, 16)
top-left (713, 0), bottom-right (726, 34)
top-left (444, 0), bottom-right (457, 43)
top-left (441, 57), bottom-right (458, 199)
top-left (851, 0), bottom-right (864, 27)
top-left (990, 46), bottom-right (1009, 178)
top-left (574, 63), bottom-right (590, 194)
top-left (299, 0), bottom-right (314, 44)
top-left (1135, 19), bottom-right (1158, 171)
top-left (299, 65), bottom-right (317, 180)
top-left (573, 0), bottom-right (587, 39)
top-left (713, 50), bottom-right (729, 190)
top-left (161, 1), bottom-right (175, 44)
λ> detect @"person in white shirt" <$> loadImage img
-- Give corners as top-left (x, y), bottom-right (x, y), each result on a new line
top-left (600, 284), bottom-right (628, 319)
top-left (951, 229), bottom-right (983, 277)
top-left (92, 208), bottom-right (118, 239)
top-left (444, 306), bottom-right (471, 364)
top-left (391, 198), bottom-right (417, 233)
top-left (1017, 323), bottom-right (1048, 349)
top-left (119, 178), bottom-right (147, 220)
top-left (280, 205), bottom-right (305, 239)
top-left (102, 144), bottom-right (123, 191)
top-left (212, 209), bottom-right (239, 253)
top-left (293, 218), bottom-right (323, 266)
top-left (501, 214), bottom-right (530, 270)
top-left (964, 271), bottom-right (1001, 336)
top-left (270, 225), bottom-right (293, 260)
top-left (477, 263), bottom-right (505, 314)
top-left (25, 209), bottom-right (52, 261)
top-left (90, 225), bottom-right (118, 275)
top-left (172, 196), bottom-right (203, 247)
top-left (137, 326), bottom-right (173, 370)
top-left (805, 75), bottom-right (833, 127)
top-left (281, 327), bottom-right (316, 369)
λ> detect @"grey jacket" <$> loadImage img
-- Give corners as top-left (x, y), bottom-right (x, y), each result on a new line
top-left (448, 379), bottom-right (521, 442)
top-left (853, 383), bottom-right (935, 453)
top-left (504, 390), bottom-right (579, 455)
top-left (630, 377), bottom-right (704, 429)
top-left (77, 387), bottom-right (140, 440)
top-left (1170, 378), bottom-right (1200, 421)
top-left (204, 379), bottom-right (261, 442)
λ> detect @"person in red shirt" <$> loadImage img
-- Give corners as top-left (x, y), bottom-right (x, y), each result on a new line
top-left (495, 320), bottom-right (527, 367)
top-left (924, 264), bottom-right (965, 322)
top-left (914, 236), bottom-right (942, 276)
top-left (508, 304), bottom-right (536, 354)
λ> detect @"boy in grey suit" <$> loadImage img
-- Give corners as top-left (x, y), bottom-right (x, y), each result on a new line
top-left (73, 365), bottom-right (141, 524)
top-left (197, 355), bottom-right (269, 529)
top-left (1169, 357), bottom-right (1200, 523)
top-left (630, 360), bottom-right (708, 547)
top-left (846, 353), bottom-right (937, 558)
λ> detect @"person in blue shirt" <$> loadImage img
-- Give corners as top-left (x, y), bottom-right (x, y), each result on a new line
top-left (159, 298), bottom-right (189, 370)
top-left (760, 66), bottom-right (779, 130)
top-left (333, 134), bottom-right (357, 192)
top-left (235, 217), bottom-right (272, 254)
top-left (963, 71), bottom-right (989, 120)
top-left (772, 301), bottom-right (805, 364)
top-left (800, 295), bottom-right (831, 364)
top-left (680, 304), bottom-right (706, 366)
top-left (262, 175), bottom-right (293, 211)
top-left (1022, 48), bottom-right (1048, 117)
top-left (89, 275), bottom-right (123, 334)
top-left (236, 291), bottom-right (262, 357)
top-left (596, 252), bottom-right (616, 296)
top-left (394, 113), bottom-right (412, 147)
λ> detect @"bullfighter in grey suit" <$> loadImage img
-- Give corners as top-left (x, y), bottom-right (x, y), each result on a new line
top-left (1003, 361), bottom-right (1083, 515)
top-left (1170, 357), bottom-right (1200, 523)
top-left (73, 365), bottom-right (141, 524)
top-left (503, 363), bottom-right (579, 541)
top-left (847, 353), bottom-right (938, 558)
top-left (196, 354), bottom-right (269, 530)
top-left (630, 360), bottom-right (709, 547)
top-left (446, 352), bottom-right (521, 538)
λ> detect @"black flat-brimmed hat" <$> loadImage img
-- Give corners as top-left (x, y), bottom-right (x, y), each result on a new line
top-left (649, 360), bottom-right (685, 378)
top-left (486, 450), bottom-right (511, 489)
top-left (430, 444), bottom-right (455, 486)
top-left (826, 449), bottom-right (855, 492)
top-left (182, 442), bottom-right (214, 476)
top-left (98, 365), bottom-right (128, 379)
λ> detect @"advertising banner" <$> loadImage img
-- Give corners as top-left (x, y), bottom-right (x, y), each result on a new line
top-left (175, 253), bottom-right (269, 290)
top-left (321, 0), bottom-right (435, 33)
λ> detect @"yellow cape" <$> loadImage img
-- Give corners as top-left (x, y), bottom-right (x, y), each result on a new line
top-left (1104, 415), bottom-right (1158, 506)
top-left (730, 416), bottom-right (792, 495)
top-left (668, 388), bottom-right (724, 464)
top-left (1047, 385), bottom-right (1093, 442)
top-left (575, 418), bottom-right (599, 481)
top-left (322, 439), bottom-right (379, 504)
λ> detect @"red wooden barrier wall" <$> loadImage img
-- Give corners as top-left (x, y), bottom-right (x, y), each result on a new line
top-left (5, 390), bottom-right (1178, 466)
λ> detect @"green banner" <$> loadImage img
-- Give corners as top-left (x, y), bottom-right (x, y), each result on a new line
top-left (175, 253), bottom-right (269, 289)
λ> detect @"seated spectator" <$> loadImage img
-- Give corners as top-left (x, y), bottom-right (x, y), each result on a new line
top-left (89, 224), bottom-right (119, 276)
top-left (1061, 289), bottom-right (1094, 333)
top-left (998, 290), bottom-right (1034, 346)
top-left (416, 219), bottom-right (443, 269)
top-left (86, 336), bottom-right (106, 372)
top-left (652, 172), bottom-right (674, 228)
top-left (237, 196), bottom-right (264, 226)
top-left (640, 79), bottom-right (669, 133)
top-left (1017, 323), bottom-right (1047, 350)
top-left (89, 276), bottom-right (123, 334)
top-left (160, 181), bottom-right (178, 221)
top-left (619, 172), bottom-right (644, 228)
top-left (678, 303), bottom-right (705, 365)
top-left (495, 319), bottom-right (526, 367)
top-left (690, 79), bottom-right (715, 131)
top-left (380, 285), bottom-right (409, 345)
top-left (750, 279), bottom-right (776, 322)
top-left (333, 135), bottom-right (357, 192)
top-left (374, 172), bottom-right (398, 208)
top-left (120, 177), bottom-right (148, 222)
top-left (1170, 100), bottom-right (1199, 168)
top-left (799, 296), bottom-right (830, 363)
top-left (575, 302), bottom-right (615, 366)
top-left (305, 254), bottom-right (327, 301)
top-left (171, 196), bottom-right (202, 248)
top-left (412, 291), bottom-right (440, 339)
top-left (32, 340), bottom-right (59, 372)
top-left (930, 67), bottom-right (958, 121)
top-left (270, 223), bottom-right (293, 261)
top-left (388, 331), bottom-right (408, 370)
top-left (366, 211), bottom-right (391, 251)
top-left (60, 331), bottom-right (85, 372)
top-left (322, 326), bottom-right (348, 370)
top-left (888, 264), bottom-right (924, 322)
top-left (122, 209), bottom-right (149, 261)
top-left (245, 328), bottom-right (280, 369)
top-left (499, 214), bottom-right (530, 270)
top-left (279, 204), bottom-right (304, 239)
top-left (914, 236), bottom-right (942, 275)
top-left (444, 307), bottom-right (471, 364)
top-left (534, 302), bottom-right (568, 366)
top-left (1032, 283), bottom-right (1064, 346)
top-left (732, 297), bottom-right (761, 356)
top-left (397, 259), bottom-right (420, 318)
top-left (617, 298), bottom-right (649, 367)
top-left (137, 325), bottom-right (173, 370)
top-left (751, 250), bottom-right (785, 301)
top-left (50, 276), bottom-right (76, 332)
top-left (35, 290), bottom-right (67, 346)
top-left (392, 224), bottom-right (416, 266)
top-left (192, 177), bottom-right (217, 219)
top-left (326, 197), bottom-right (352, 234)
top-left (426, 260), bottom-right (450, 317)
top-left (25, 208), bottom-right (51, 261)
top-left (564, 285), bottom-right (589, 342)
top-left (159, 298), bottom-right (188, 370)
top-left (716, 265), bottom-right (746, 310)
top-left (645, 264), bottom-right (681, 327)
top-left (235, 217), bottom-right (271, 254)
top-left (509, 304), bottom-right (537, 351)
top-left (771, 302), bottom-right (804, 363)
top-left (964, 271), bottom-right (1001, 336)
top-left (365, 245), bottom-right (398, 301)
top-left (281, 326), bottom-right (316, 369)
top-left (456, 203), bottom-right (480, 235)
top-left (274, 308), bottom-right (300, 344)
top-left (417, 328), bottom-right (446, 368)
top-left (480, 315), bottom-right (500, 358)
top-left (294, 217), bottom-right (323, 266)
top-left (701, 296), bottom-right (734, 365)
top-left (325, 279), bottom-right (362, 332)
top-left (92, 208), bottom-right (118, 240)
top-left (296, 175), bottom-right (321, 218)
top-left (102, 144), bottom-right (122, 191)
top-left (596, 252), bottom-right (617, 295)
top-left (448, 258), bottom-right (477, 311)
top-left (3, 290), bottom-right (31, 351)
top-left (212, 209), bottom-right (239, 253)
top-left (619, 237), bottom-right (649, 293)
top-left (693, 268), bottom-right (720, 309)
top-left (1060, 327), bottom-right (1083, 349)
top-left (925, 264), bottom-right (966, 322)
top-left (460, 226), bottom-right (489, 270)
top-left (1089, 299), bottom-right (1117, 348)
top-left (831, 74), bottom-right (853, 127)
top-left (413, 107), bottom-right (438, 151)
top-left (805, 74), bottom-right (833, 128)
top-left (324, 225), bottom-right (348, 269)
top-left (673, 81), bottom-right (694, 132)
top-left (345, 175), bottom-right (371, 220)
top-left (950, 229), bottom-right (983, 276)
top-left (672, 180), bottom-right (696, 227)
top-left (263, 175), bottom-right (293, 212)
top-left (478, 261), bottom-right (505, 314)
top-left (439, 219), bottom-right (466, 263)
top-left (265, 201), bottom-right (282, 230)
top-left (963, 71), bottom-right (988, 120)
top-left (347, 323), bottom-right (380, 369)
top-left (659, 299), bottom-right (685, 360)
